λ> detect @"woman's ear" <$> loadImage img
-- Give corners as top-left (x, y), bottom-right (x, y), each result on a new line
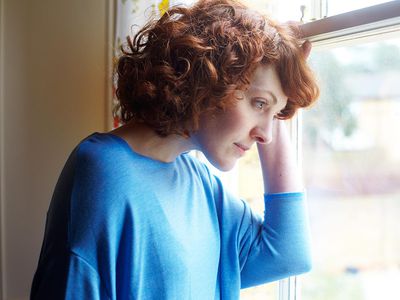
top-left (301, 40), bottom-right (312, 59)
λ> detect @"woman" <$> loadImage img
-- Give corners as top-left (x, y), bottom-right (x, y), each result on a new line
top-left (31, 0), bottom-right (319, 299)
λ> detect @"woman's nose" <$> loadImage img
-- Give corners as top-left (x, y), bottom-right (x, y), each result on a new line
top-left (250, 119), bottom-right (273, 144)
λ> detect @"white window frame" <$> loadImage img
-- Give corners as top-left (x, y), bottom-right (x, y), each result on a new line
top-left (301, 1), bottom-right (400, 46)
top-left (281, 2), bottom-right (400, 300)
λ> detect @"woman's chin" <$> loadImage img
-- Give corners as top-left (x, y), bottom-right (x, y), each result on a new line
top-left (210, 158), bottom-right (237, 172)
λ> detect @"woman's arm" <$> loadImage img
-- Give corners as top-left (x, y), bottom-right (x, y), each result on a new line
top-left (238, 119), bottom-right (311, 288)
top-left (257, 119), bottom-right (303, 194)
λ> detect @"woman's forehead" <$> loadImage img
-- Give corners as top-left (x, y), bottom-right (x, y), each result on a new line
top-left (248, 65), bottom-right (287, 101)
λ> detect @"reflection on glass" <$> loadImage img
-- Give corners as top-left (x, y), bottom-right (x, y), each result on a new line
top-left (301, 37), bottom-right (400, 300)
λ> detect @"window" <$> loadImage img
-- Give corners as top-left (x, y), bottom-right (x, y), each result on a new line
top-left (301, 35), bottom-right (400, 300)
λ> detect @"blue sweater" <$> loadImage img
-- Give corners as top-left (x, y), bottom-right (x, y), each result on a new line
top-left (31, 132), bottom-right (311, 299)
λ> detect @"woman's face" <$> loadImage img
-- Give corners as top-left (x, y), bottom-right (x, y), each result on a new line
top-left (191, 64), bottom-right (288, 171)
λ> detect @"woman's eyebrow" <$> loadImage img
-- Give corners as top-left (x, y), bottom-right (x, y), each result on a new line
top-left (251, 87), bottom-right (278, 105)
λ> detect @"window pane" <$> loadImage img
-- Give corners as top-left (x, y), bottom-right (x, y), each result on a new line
top-left (301, 37), bottom-right (400, 300)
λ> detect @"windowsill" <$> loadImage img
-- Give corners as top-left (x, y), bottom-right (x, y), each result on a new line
top-left (299, 1), bottom-right (400, 45)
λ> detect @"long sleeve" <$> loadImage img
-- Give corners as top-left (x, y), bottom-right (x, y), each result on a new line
top-left (239, 192), bottom-right (312, 288)
top-left (208, 172), bottom-right (311, 294)
top-left (64, 253), bottom-right (110, 300)
top-left (31, 137), bottom-right (118, 300)
top-left (31, 250), bottom-right (110, 300)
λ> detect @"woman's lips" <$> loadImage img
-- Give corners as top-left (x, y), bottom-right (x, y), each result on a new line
top-left (234, 143), bottom-right (250, 155)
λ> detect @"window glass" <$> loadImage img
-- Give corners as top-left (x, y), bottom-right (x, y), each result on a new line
top-left (301, 37), bottom-right (400, 300)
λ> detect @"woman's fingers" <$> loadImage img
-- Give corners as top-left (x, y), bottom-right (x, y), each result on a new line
top-left (283, 21), bottom-right (313, 59)
top-left (301, 40), bottom-right (312, 59)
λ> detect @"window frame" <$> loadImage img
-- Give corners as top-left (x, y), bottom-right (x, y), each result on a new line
top-left (301, 1), bottom-right (400, 46)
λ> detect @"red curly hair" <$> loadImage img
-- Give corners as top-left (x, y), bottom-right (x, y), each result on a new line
top-left (115, 0), bottom-right (319, 137)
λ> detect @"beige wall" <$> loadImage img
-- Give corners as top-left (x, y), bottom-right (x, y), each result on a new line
top-left (0, 0), bottom-right (112, 299)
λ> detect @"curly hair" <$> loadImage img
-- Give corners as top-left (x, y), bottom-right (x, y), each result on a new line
top-left (115, 0), bottom-right (319, 137)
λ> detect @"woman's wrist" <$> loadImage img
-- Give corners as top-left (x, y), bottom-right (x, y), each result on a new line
top-left (257, 120), bottom-right (303, 194)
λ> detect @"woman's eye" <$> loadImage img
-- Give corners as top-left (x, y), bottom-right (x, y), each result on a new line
top-left (254, 99), bottom-right (268, 110)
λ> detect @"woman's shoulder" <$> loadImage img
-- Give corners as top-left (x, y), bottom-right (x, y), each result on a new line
top-left (71, 132), bottom-right (137, 178)
top-left (78, 131), bottom-right (128, 153)
top-left (76, 132), bottom-right (133, 160)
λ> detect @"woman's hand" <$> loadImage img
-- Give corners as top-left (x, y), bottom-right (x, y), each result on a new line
top-left (302, 40), bottom-right (312, 59)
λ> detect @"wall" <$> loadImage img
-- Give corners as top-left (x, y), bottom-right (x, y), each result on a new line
top-left (0, 0), bottom-right (111, 299)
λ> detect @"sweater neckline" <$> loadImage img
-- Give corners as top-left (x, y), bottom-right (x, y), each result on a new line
top-left (95, 132), bottom-right (179, 168)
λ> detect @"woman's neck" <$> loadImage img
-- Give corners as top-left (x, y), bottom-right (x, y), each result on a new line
top-left (110, 121), bottom-right (194, 163)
